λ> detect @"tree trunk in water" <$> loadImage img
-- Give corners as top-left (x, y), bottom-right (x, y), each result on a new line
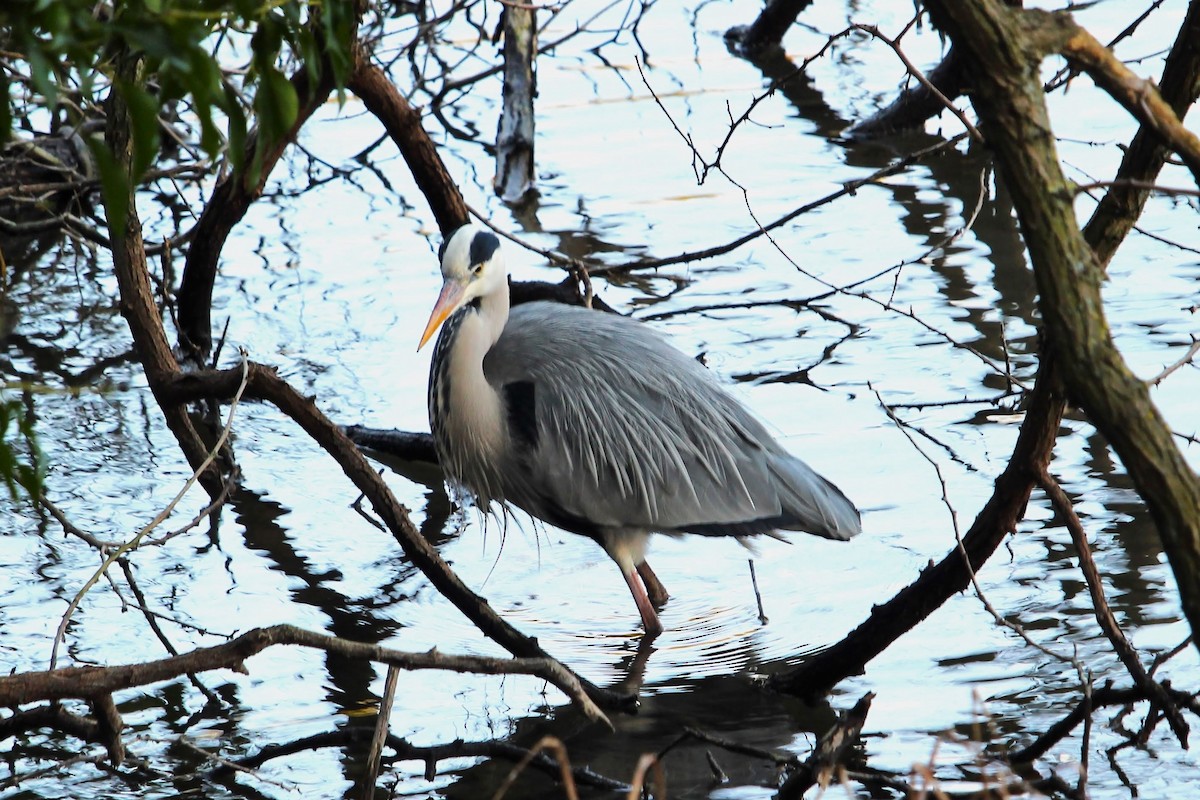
top-left (772, 0), bottom-right (1200, 697)
top-left (495, 6), bottom-right (537, 204)
top-left (924, 0), bottom-right (1200, 655)
top-left (724, 0), bottom-right (815, 58)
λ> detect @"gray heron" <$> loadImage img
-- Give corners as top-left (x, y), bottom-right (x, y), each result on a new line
top-left (419, 224), bottom-right (861, 636)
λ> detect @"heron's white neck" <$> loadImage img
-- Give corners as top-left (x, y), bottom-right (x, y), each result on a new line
top-left (439, 285), bottom-right (510, 502)
top-left (477, 279), bottom-right (510, 348)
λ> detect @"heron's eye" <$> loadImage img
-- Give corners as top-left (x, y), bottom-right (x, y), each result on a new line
top-left (472, 263), bottom-right (485, 277)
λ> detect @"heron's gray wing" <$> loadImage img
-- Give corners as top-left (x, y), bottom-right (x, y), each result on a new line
top-left (483, 302), bottom-right (860, 541)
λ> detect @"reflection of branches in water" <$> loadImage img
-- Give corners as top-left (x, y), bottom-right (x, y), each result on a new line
top-left (415, 0), bottom-right (628, 142)
top-left (732, 310), bottom-right (857, 390)
top-left (199, 729), bottom-right (632, 795)
top-left (2, 339), bottom-right (137, 388)
top-left (875, 386), bottom-right (1088, 672)
top-left (113, 557), bottom-right (225, 706)
top-left (875, 382), bottom-right (1199, 786)
top-left (6, 3), bottom-right (1198, 798)
top-left (631, 137), bottom-right (1022, 389)
top-left (593, 134), bottom-right (968, 277)
top-left (1038, 467), bottom-right (1190, 746)
top-left (635, 30), bottom-right (855, 186)
top-left (49, 356), bottom-right (248, 670)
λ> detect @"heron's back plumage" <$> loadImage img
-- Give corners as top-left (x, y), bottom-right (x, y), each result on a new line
top-left (479, 302), bottom-right (861, 542)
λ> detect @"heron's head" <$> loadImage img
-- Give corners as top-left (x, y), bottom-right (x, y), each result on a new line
top-left (418, 224), bottom-right (506, 350)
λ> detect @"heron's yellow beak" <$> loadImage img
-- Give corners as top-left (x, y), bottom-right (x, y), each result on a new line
top-left (418, 279), bottom-right (467, 350)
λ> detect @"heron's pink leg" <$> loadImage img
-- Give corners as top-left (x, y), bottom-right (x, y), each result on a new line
top-left (637, 560), bottom-right (669, 607)
top-left (622, 568), bottom-right (664, 636)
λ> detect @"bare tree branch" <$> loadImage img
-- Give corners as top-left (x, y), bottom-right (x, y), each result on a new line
top-left (0, 624), bottom-right (609, 728)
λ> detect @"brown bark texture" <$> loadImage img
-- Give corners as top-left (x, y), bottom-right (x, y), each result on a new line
top-left (0, 624), bottom-right (607, 725)
top-left (1083, 0), bottom-right (1200, 262)
top-left (105, 52), bottom-right (223, 495)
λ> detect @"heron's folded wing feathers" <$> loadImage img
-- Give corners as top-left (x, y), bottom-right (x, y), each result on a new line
top-left (484, 303), bottom-right (860, 540)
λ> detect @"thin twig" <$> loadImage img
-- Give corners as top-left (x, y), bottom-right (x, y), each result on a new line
top-left (748, 559), bottom-right (768, 624)
top-left (1036, 467), bottom-right (1190, 747)
top-left (49, 355), bottom-right (250, 670)
top-left (1074, 180), bottom-right (1200, 198)
top-left (361, 665), bottom-right (400, 799)
top-left (1148, 336), bottom-right (1200, 386)
top-left (851, 23), bottom-right (983, 142)
top-left (872, 386), bottom-right (1081, 669)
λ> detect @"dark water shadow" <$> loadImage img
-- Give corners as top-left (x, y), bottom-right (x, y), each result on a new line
top-left (444, 665), bottom-right (849, 799)
top-left (223, 483), bottom-right (458, 792)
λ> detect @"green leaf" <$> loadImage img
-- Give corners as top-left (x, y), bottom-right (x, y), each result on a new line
top-left (89, 139), bottom-right (131, 239)
top-left (185, 47), bottom-right (227, 160)
top-left (224, 84), bottom-right (247, 176)
top-left (256, 65), bottom-right (299, 147)
top-left (24, 41), bottom-right (58, 108)
top-left (251, 13), bottom-right (284, 63)
top-left (0, 402), bottom-right (16, 503)
top-left (119, 80), bottom-right (160, 181)
top-left (0, 72), bottom-right (12, 145)
top-left (323, 0), bottom-right (355, 85)
top-left (0, 398), bottom-right (42, 504)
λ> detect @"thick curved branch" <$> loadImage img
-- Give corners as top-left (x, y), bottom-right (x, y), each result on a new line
top-left (772, 0), bottom-right (1200, 698)
top-left (177, 43), bottom-right (346, 362)
top-left (1060, 23), bottom-right (1200, 186)
top-left (1038, 468), bottom-right (1189, 745)
top-left (1083, 0), bottom-right (1200, 262)
top-left (105, 51), bottom-right (223, 495)
top-left (348, 57), bottom-right (469, 234)
top-left (768, 352), bottom-right (1066, 699)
